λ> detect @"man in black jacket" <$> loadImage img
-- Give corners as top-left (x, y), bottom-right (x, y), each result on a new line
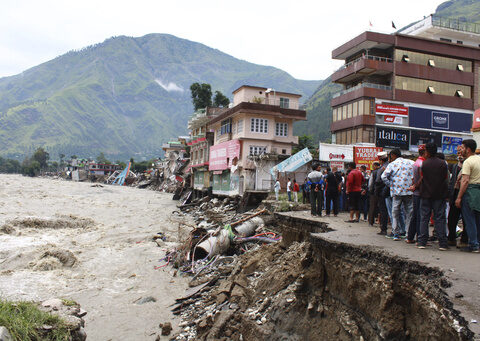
top-left (325, 167), bottom-right (341, 216)
top-left (447, 145), bottom-right (468, 247)
top-left (368, 161), bottom-right (380, 226)
top-left (375, 152), bottom-right (389, 235)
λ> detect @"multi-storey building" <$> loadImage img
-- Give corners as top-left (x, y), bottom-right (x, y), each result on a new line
top-left (188, 107), bottom-right (224, 195)
top-left (207, 85), bottom-right (306, 196)
top-left (330, 15), bottom-right (480, 155)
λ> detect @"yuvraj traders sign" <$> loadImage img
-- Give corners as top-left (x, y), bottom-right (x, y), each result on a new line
top-left (354, 146), bottom-right (383, 170)
top-left (376, 127), bottom-right (410, 150)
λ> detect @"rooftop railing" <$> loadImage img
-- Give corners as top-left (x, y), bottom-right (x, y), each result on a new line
top-left (336, 54), bottom-right (393, 72)
top-left (432, 15), bottom-right (480, 35)
top-left (332, 83), bottom-right (392, 98)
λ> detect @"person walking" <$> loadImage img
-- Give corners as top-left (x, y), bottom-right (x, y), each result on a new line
top-left (406, 145), bottom-right (426, 244)
top-left (287, 178), bottom-right (292, 202)
top-left (381, 149), bottom-right (414, 241)
top-left (456, 139), bottom-right (480, 252)
top-left (325, 167), bottom-right (341, 216)
top-left (375, 152), bottom-right (389, 235)
top-left (293, 179), bottom-right (300, 203)
top-left (447, 145), bottom-right (468, 247)
top-left (308, 164), bottom-right (324, 216)
top-left (414, 143), bottom-right (449, 250)
top-left (345, 162), bottom-right (364, 223)
top-left (274, 178), bottom-right (281, 201)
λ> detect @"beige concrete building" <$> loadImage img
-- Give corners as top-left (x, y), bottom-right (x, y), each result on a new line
top-left (207, 85), bottom-right (306, 196)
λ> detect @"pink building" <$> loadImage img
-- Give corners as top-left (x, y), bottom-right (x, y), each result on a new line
top-left (208, 85), bottom-right (306, 196)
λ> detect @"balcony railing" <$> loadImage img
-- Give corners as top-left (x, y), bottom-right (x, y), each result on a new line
top-left (332, 83), bottom-right (392, 98)
top-left (432, 15), bottom-right (480, 35)
top-left (336, 54), bottom-right (393, 72)
top-left (260, 98), bottom-right (302, 110)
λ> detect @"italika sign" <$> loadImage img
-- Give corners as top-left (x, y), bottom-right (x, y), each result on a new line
top-left (376, 127), bottom-right (410, 150)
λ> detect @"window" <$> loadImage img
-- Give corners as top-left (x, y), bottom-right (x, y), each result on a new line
top-left (440, 38), bottom-right (452, 42)
top-left (237, 119), bottom-right (243, 133)
top-left (220, 119), bottom-right (232, 135)
top-left (395, 76), bottom-right (471, 98)
top-left (457, 40), bottom-right (463, 45)
top-left (216, 128), bottom-right (220, 141)
top-left (282, 149), bottom-right (287, 154)
top-left (249, 146), bottom-right (267, 155)
top-left (279, 97), bottom-right (290, 108)
top-left (275, 122), bottom-right (288, 137)
top-left (395, 49), bottom-right (471, 72)
top-left (250, 118), bottom-right (269, 133)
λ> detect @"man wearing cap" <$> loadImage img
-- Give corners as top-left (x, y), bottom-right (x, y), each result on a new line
top-left (374, 152), bottom-right (389, 234)
top-left (381, 149), bottom-right (414, 241)
top-left (406, 145), bottom-right (426, 244)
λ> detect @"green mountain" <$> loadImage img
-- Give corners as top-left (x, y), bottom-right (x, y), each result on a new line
top-left (0, 34), bottom-right (320, 160)
top-left (294, 0), bottom-right (480, 144)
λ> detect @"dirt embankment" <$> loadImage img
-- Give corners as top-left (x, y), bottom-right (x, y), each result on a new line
top-left (172, 216), bottom-right (473, 341)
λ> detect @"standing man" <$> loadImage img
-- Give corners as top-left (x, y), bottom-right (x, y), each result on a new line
top-left (287, 178), bottom-right (292, 202)
top-left (360, 165), bottom-right (369, 221)
top-left (308, 163), bottom-right (324, 217)
top-left (447, 144), bottom-right (467, 247)
top-left (346, 162), bottom-right (364, 223)
top-left (406, 145), bottom-right (426, 244)
top-left (414, 143), bottom-right (449, 250)
top-left (455, 139), bottom-right (480, 252)
top-left (368, 161), bottom-right (380, 226)
top-left (293, 179), bottom-right (300, 203)
top-left (274, 178), bottom-right (281, 201)
top-left (302, 177), bottom-right (310, 204)
top-left (381, 149), bottom-right (414, 241)
top-left (375, 152), bottom-right (389, 235)
top-left (325, 167), bottom-right (340, 216)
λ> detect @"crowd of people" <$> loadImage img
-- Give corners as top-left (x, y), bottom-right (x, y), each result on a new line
top-left (302, 139), bottom-right (480, 252)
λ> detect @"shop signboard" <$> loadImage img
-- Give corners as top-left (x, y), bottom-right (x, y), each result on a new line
top-left (270, 147), bottom-right (313, 177)
top-left (209, 139), bottom-right (241, 171)
top-left (329, 161), bottom-right (344, 171)
top-left (442, 136), bottom-right (463, 155)
top-left (409, 106), bottom-right (472, 133)
top-left (354, 146), bottom-right (383, 170)
top-left (376, 127), bottom-right (410, 150)
top-left (410, 130), bottom-right (442, 152)
top-left (318, 143), bottom-right (354, 162)
top-left (375, 104), bottom-right (408, 116)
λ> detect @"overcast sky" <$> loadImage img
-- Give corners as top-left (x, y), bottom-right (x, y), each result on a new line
top-left (1, 0), bottom-right (444, 80)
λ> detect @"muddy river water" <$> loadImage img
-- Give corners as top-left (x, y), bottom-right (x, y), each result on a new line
top-left (0, 174), bottom-right (190, 340)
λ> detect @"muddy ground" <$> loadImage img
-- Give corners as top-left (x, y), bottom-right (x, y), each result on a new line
top-left (0, 174), bottom-right (191, 340)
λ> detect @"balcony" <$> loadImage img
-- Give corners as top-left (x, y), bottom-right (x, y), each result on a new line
top-left (432, 15), bottom-right (480, 35)
top-left (260, 98), bottom-right (302, 110)
top-left (332, 55), bottom-right (393, 83)
top-left (331, 83), bottom-right (392, 106)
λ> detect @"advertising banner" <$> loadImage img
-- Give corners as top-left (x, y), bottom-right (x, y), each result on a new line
top-left (376, 127), bottom-right (410, 150)
top-left (409, 130), bottom-right (442, 152)
top-left (354, 146), bottom-right (383, 170)
top-left (473, 108), bottom-right (480, 131)
top-left (318, 143), bottom-right (354, 162)
top-left (409, 106), bottom-right (472, 133)
top-left (329, 161), bottom-right (345, 171)
top-left (375, 104), bottom-right (408, 116)
top-left (442, 136), bottom-right (463, 155)
top-left (209, 139), bottom-right (241, 171)
top-left (270, 147), bottom-right (313, 177)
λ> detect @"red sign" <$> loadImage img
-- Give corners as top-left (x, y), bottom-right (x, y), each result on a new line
top-left (376, 104), bottom-right (408, 117)
top-left (384, 115), bottom-right (403, 125)
top-left (330, 161), bottom-right (344, 171)
top-left (473, 108), bottom-right (480, 131)
top-left (354, 146), bottom-right (383, 170)
top-left (209, 139), bottom-right (241, 171)
top-left (329, 153), bottom-right (345, 160)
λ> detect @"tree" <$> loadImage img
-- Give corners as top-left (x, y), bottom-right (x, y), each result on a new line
top-left (32, 147), bottom-right (49, 169)
top-left (59, 153), bottom-right (65, 165)
top-left (96, 152), bottom-right (110, 164)
top-left (190, 83), bottom-right (212, 110)
top-left (293, 135), bottom-right (315, 154)
top-left (213, 91), bottom-right (230, 108)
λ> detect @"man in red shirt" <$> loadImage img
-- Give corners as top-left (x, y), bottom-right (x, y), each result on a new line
top-left (346, 162), bottom-right (364, 223)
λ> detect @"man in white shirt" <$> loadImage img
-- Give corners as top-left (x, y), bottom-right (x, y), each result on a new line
top-left (287, 178), bottom-right (292, 202)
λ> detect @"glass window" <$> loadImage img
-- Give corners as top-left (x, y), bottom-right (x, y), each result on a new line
top-left (358, 100), bottom-right (364, 116)
top-left (332, 108), bottom-right (337, 122)
top-left (279, 97), bottom-right (290, 108)
top-left (395, 49), bottom-right (472, 72)
top-left (220, 119), bottom-right (232, 135)
top-left (342, 105), bottom-right (347, 120)
top-left (395, 76), bottom-right (471, 98)
top-left (249, 146), bottom-right (267, 155)
top-left (352, 101), bottom-right (358, 117)
top-left (250, 118), bottom-right (269, 133)
top-left (347, 103), bottom-right (352, 118)
top-left (275, 122), bottom-right (288, 137)
top-left (237, 119), bottom-right (243, 133)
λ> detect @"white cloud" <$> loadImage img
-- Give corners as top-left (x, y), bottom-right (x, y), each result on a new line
top-left (155, 79), bottom-right (184, 93)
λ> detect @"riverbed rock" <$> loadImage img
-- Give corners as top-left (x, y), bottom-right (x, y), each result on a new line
top-left (0, 327), bottom-right (12, 341)
top-left (161, 322), bottom-right (172, 335)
